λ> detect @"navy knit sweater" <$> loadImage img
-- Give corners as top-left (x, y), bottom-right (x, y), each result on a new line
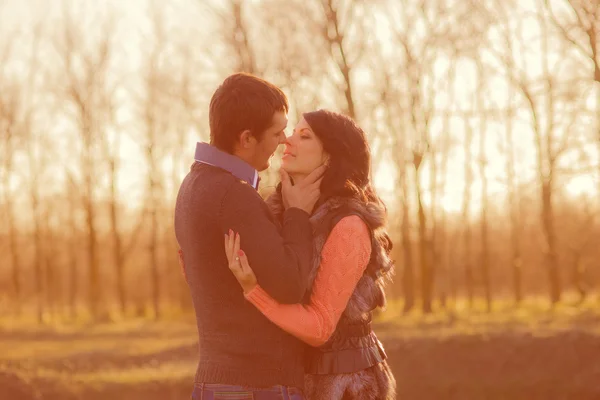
top-left (174, 162), bottom-right (313, 389)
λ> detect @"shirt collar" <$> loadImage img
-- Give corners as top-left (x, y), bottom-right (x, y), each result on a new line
top-left (194, 142), bottom-right (259, 190)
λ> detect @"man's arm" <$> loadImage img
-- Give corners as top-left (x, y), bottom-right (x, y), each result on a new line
top-left (219, 182), bottom-right (313, 303)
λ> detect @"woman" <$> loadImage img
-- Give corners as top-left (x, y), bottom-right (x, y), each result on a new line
top-left (225, 109), bottom-right (396, 399)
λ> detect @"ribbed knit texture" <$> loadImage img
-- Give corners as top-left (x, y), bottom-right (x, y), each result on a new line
top-left (174, 162), bottom-right (314, 389)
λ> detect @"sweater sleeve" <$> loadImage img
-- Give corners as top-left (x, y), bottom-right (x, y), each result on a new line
top-left (244, 215), bottom-right (371, 347)
top-left (218, 182), bottom-right (314, 304)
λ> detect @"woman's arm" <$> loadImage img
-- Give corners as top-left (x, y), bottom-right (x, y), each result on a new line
top-left (244, 215), bottom-right (371, 347)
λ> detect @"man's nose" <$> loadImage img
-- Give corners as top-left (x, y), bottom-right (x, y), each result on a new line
top-left (279, 133), bottom-right (288, 145)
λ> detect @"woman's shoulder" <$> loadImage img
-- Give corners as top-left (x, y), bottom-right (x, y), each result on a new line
top-left (331, 215), bottom-right (370, 240)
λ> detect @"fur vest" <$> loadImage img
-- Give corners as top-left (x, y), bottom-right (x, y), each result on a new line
top-left (266, 193), bottom-right (396, 400)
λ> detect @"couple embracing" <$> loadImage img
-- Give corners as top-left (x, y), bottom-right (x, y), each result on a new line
top-left (175, 73), bottom-right (396, 400)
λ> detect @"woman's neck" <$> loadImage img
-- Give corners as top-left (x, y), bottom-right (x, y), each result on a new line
top-left (289, 173), bottom-right (308, 186)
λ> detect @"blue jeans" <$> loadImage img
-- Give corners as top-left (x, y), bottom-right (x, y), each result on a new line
top-left (192, 383), bottom-right (305, 400)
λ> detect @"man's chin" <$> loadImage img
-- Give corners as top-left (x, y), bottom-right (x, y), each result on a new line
top-left (257, 161), bottom-right (271, 172)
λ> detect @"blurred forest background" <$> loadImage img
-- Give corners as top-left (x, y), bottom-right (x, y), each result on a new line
top-left (0, 0), bottom-right (599, 398)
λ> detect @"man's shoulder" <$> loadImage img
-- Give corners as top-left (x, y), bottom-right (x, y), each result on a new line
top-left (187, 163), bottom-right (264, 204)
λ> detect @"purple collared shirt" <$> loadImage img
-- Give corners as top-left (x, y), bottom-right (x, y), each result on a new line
top-left (194, 142), bottom-right (260, 190)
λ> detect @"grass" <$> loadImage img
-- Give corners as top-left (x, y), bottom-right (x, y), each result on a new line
top-left (1, 297), bottom-right (600, 399)
top-left (375, 294), bottom-right (600, 338)
top-left (0, 319), bottom-right (198, 400)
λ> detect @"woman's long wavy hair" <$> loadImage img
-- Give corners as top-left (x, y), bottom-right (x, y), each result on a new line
top-left (284, 109), bottom-right (393, 279)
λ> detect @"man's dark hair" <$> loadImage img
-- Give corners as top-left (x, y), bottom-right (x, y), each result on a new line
top-left (209, 73), bottom-right (289, 153)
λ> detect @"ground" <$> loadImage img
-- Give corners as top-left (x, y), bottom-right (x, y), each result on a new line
top-left (1, 299), bottom-right (600, 400)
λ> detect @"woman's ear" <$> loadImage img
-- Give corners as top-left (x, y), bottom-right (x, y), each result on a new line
top-left (323, 155), bottom-right (331, 167)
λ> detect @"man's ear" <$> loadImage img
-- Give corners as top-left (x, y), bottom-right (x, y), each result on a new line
top-left (239, 130), bottom-right (254, 148)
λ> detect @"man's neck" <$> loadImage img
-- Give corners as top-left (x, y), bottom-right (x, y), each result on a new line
top-left (195, 142), bottom-right (259, 189)
top-left (232, 149), bottom-right (258, 172)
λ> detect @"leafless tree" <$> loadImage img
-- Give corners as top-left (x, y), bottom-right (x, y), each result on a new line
top-left (484, 0), bottom-right (588, 304)
top-left (461, 116), bottom-right (475, 307)
top-left (387, 0), bottom-right (439, 313)
top-left (543, 0), bottom-right (600, 231)
top-left (52, 3), bottom-right (117, 319)
top-left (495, 35), bottom-right (525, 304)
top-left (312, 0), bottom-right (364, 119)
top-left (0, 39), bottom-right (22, 315)
top-left (64, 172), bottom-right (80, 318)
top-left (562, 194), bottom-right (597, 302)
top-left (17, 22), bottom-right (47, 323)
top-left (434, 62), bottom-right (456, 309)
top-left (544, 0), bottom-right (599, 83)
top-left (199, 0), bottom-right (260, 74)
top-left (135, 2), bottom-right (181, 318)
top-left (477, 115), bottom-right (492, 310)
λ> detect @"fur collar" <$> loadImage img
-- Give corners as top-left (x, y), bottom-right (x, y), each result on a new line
top-left (266, 192), bottom-right (393, 319)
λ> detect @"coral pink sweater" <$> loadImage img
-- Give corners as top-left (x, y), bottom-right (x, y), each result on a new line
top-left (245, 215), bottom-right (372, 347)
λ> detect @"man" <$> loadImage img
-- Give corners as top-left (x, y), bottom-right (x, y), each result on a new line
top-left (174, 73), bottom-right (324, 399)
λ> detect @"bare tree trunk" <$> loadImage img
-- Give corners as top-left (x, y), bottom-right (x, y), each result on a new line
top-left (0, 142), bottom-right (21, 314)
top-left (108, 157), bottom-right (126, 315)
top-left (499, 23), bottom-right (524, 305)
top-left (231, 0), bottom-right (256, 73)
top-left (478, 127), bottom-right (491, 312)
top-left (83, 160), bottom-right (100, 319)
top-left (436, 62), bottom-right (455, 310)
top-left (101, 127), bottom-right (129, 316)
top-left (413, 153), bottom-right (432, 313)
top-left (44, 211), bottom-right (57, 322)
top-left (66, 175), bottom-right (78, 320)
top-left (205, 0), bottom-right (259, 74)
top-left (379, 81), bottom-right (415, 311)
top-left (7, 197), bottom-right (21, 314)
top-left (24, 96), bottom-right (45, 323)
top-left (429, 142), bottom-right (439, 304)
top-left (526, 83), bottom-right (561, 305)
top-left (56, 8), bottom-right (116, 320)
top-left (142, 4), bottom-right (167, 320)
top-left (565, 194), bottom-right (595, 303)
top-left (11, 22), bottom-right (44, 322)
top-left (144, 104), bottom-right (162, 320)
top-left (407, 60), bottom-right (433, 313)
top-left (436, 136), bottom-right (450, 310)
top-left (505, 104), bottom-right (523, 305)
top-left (492, 0), bottom-right (564, 305)
top-left (320, 0), bottom-right (358, 119)
top-left (447, 227), bottom-right (459, 309)
top-left (174, 59), bottom-right (196, 311)
top-left (571, 250), bottom-right (588, 303)
top-left (462, 118), bottom-right (474, 307)
top-left (476, 60), bottom-right (492, 312)
top-left (102, 127), bottom-right (145, 317)
top-left (0, 22), bottom-right (22, 316)
top-left (541, 180), bottom-right (561, 303)
top-left (386, 0), bottom-right (447, 312)
top-left (532, 6), bottom-right (561, 304)
top-left (30, 179), bottom-right (44, 323)
top-left (150, 194), bottom-right (160, 320)
top-left (399, 169), bottom-right (415, 312)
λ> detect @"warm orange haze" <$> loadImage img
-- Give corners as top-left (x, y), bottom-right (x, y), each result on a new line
top-left (0, 0), bottom-right (599, 399)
